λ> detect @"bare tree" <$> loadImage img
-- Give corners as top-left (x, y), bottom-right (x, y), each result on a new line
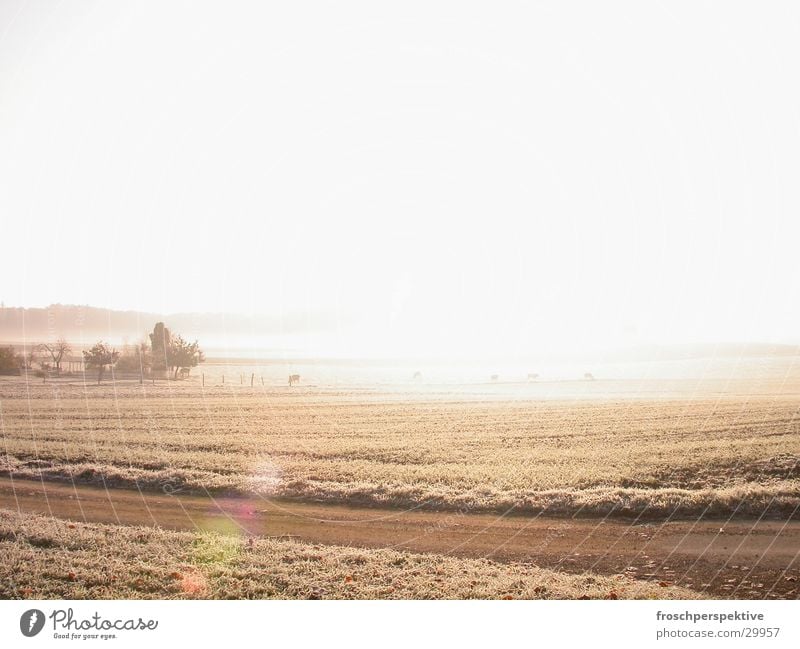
top-left (40, 338), bottom-right (71, 373)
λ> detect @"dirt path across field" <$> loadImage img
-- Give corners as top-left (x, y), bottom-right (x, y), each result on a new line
top-left (1, 477), bottom-right (798, 598)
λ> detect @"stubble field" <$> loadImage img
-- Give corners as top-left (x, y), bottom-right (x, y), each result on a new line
top-left (2, 373), bottom-right (800, 600)
top-left (1, 377), bottom-right (798, 519)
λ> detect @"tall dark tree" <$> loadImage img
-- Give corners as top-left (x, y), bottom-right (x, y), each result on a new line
top-left (82, 342), bottom-right (120, 384)
top-left (149, 322), bottom-right (171, 372)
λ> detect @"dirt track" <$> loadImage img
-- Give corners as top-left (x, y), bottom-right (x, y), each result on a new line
top-left (1, 477), bottom-right (798, 598)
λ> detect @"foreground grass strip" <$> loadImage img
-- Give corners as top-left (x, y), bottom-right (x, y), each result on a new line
top-left (0, 509), bottom-right (698, 600)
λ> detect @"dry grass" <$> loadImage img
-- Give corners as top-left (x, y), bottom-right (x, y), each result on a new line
top-left (0, 508), bottom-right (698, 600)
top-left (1, 378), bottom-right (799, 518)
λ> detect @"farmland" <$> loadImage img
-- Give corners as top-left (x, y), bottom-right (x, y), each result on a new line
top-left (1, 371), bottom-right (799, 600)
top-left (1, 377), bottom-right (798, 519)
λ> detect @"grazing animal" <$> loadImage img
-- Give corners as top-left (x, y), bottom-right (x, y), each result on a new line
top-left (583, 372), bottom-right (595, 381)
top-left (490, 374), bottom-right (499, 382)
top-left (288, 374), bottom-right (301, 386)
top-left (179, 367), bottom-right (190, 379)
top-left (527, 373), bottom-right (539, 382)
top-left (412, 371), bottom-right (422, 381)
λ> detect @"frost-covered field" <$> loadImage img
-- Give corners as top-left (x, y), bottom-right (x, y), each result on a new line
top-left (2, 375), bottom-right (798, 519)
top-left (0, 509), bottom-right (697, 600)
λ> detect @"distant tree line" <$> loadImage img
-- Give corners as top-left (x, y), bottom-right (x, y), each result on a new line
top-left (0, 323), bottom-right (203, 383)
top-left (83, 322), bottom-right (204, 383)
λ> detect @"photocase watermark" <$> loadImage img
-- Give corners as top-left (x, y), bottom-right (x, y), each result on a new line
top-left (422, 503), bottom-right (478, 535)
top-left (18, 608), bottom-right (158, 641)
top-left (20, 609), bottom-right (45, 637)
top-left (656, 609), bottom-right (765, 624)
top-left (653, 609), bottom-right (780, 641)
top-left (160, 478), bottom-right (184, 495)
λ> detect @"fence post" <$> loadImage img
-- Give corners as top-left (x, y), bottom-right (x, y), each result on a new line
top-left (202, 373), bottom-right (205, 387)
top-left (251, 373), bottom-right (254, 386)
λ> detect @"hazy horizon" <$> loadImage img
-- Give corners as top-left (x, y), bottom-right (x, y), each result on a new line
top-left (3, 2), bottom-right (800, 359)
top-left (3, 303), bottom-right (800, 363)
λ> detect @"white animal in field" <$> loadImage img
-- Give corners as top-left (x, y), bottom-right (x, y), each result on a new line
top-left (527, 373), bottom-right (539, 382)
top-left (412, 371), bottom-right (422, 381)
top-left (490, 374), bottom-right (499, 382)
top-left (288, 374), bottom-right (301, 386)
top-left (583, 372), bottom-right (595, 381)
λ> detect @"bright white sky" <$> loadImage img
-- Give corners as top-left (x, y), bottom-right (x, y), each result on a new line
top-left (1, 1), bottom-right (799, 357)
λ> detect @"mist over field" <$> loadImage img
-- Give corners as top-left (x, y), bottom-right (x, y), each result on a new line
top-left (2, 0), bottom-right (800, 608)
top-left (5, 304), bottom-right (800, 387)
